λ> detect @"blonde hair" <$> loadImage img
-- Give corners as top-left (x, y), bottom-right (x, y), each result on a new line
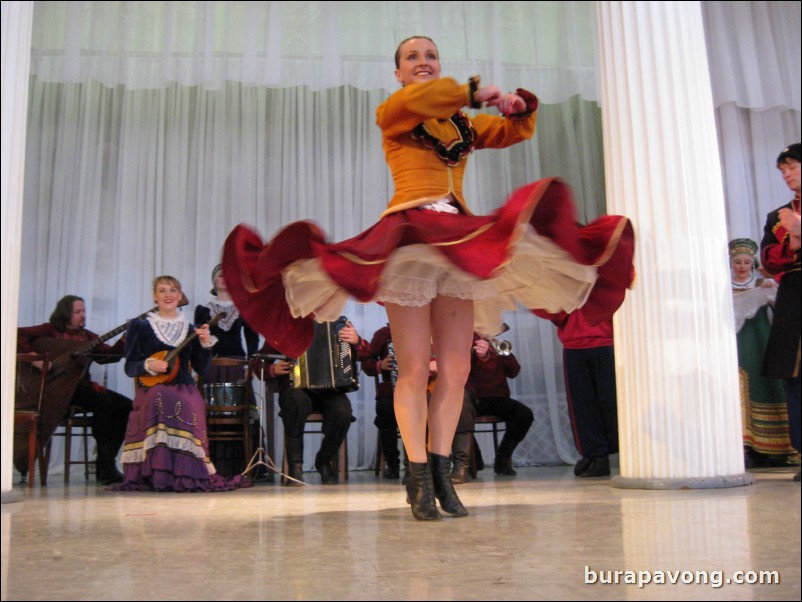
top-left (152, 275), bottom-right (182, 293)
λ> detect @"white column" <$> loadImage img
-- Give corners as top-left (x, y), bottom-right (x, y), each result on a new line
top-left (1, 1), bottom-right (35, 502)
top-left (596, 1), bottom-right (752, 488)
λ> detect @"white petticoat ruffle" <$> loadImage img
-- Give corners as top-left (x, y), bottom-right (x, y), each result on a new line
top-left (281, 224), bottom-right (598, 337)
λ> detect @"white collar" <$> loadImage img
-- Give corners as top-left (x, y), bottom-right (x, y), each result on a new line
top-left (206, 299), bottom-right (239, 331)
top-left (147, 312), bottom-right (190, 347)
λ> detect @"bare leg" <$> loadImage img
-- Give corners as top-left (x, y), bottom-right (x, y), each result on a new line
top-left (428, 295), bottom-right (474, 457)
top-left (386, 302), bottom-right (433, 464)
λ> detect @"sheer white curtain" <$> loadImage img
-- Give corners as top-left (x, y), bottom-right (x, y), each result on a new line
top-left (31, 1), bottom-right (599, 100)
top-left (20, 1), bottom-right (800, 472)
top-left (702, 1), bottom-right (802, 240)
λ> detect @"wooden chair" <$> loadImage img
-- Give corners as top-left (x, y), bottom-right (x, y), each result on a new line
top-left (469, 415), bottom-right (506, 478)
top-left (13, 353), bottom-right (50, 488)
top-left (203, 358), bottom-right (254, 474)
top-left (48, 406), bottom-right (94, 482)
top-left (282, 412), bottom-right (349, 484)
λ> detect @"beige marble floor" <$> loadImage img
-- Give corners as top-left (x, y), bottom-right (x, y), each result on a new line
top-left (1, 466), bottom-right (799, 601)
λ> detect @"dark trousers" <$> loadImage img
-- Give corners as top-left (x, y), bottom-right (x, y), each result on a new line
top-left (374, 393), bottom-right (398, 431)
top-left (72, 382), bottom-right (133, 451)
top-left (72, 382), bottom-right (133, 474)
top-left (279, 387), bottom-right (353, 461)
top-left (374, 393), bottom-right (401, 466)
top-left (457, 390), bottom-right (534, 460)
top-left (563, 345), bottom-right (618, 459)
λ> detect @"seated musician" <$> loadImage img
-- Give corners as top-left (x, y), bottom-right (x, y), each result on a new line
top-left (195, 264), bottom-right (260, 476)
top-left (114, 275), bottom-right (251, 492)
top-left (17, 295), bottom-right (133, 485)
top-left (450, 332), bottom-right (533, 484)
top-left (361, 322), bottom-right (439, 482)
top-left (255, 317), bottom-right (368, 485)
top-left (194, 263), bottom-right (259, 380)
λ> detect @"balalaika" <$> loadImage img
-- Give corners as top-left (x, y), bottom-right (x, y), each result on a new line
top-left (292, 316), bottom-right (359, 392)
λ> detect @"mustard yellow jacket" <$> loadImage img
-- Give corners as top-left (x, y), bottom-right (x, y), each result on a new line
top-left (376, 77), bottom-right (537, 218)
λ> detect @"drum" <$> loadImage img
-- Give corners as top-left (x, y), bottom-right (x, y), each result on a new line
top-left (202, 381), bottom-right (248, 415)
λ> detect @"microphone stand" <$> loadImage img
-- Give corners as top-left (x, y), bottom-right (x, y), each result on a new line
top-left (241, 354), bottom-right (309, 485)
top-left (241, 356), bottom-right (281, 481)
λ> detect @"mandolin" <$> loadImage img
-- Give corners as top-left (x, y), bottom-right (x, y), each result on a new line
top-left (138, 313), bottom-right (226, 388)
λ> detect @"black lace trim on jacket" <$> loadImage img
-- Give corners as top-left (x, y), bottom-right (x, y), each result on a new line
top-left (411, 111), bottom-right (476, 167)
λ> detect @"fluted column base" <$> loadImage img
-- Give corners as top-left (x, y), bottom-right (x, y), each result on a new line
top-left (613, 473), bottom-right (755, 490)
top-left (1, 490), bottom-right (24, 505)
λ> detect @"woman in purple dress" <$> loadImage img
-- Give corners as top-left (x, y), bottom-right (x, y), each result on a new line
top-left (114, 275), bottom-right (251, 492)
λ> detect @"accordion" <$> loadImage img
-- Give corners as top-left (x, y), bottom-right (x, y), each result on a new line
top-left (292, 317), bottom-right (360, 392)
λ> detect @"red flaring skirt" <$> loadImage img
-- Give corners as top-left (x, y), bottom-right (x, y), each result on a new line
top-left (222, 178), bottom-right (635, 358)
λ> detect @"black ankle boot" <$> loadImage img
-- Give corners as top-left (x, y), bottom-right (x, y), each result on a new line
top-left (573, 457), bottom-right (593, 476)
top-left (383, 462), bottom-right (400, 479)
top-left (315, 451), bottom-right (338, 485)
top-left (493, 455), bottom-right (517, 476)
top-left (285, 437), bottom-right (306, 485)
top-left (286, 463), bottom-right (305, 486)
top-left (450, 433), bottom-right (471, 484)
top-left (96, 442), bottom-right (124, 485)
top-left (379, 429), bottom-right (401, 479)
top-left (97, 466), bottom-right (124, 485)
top-left (406, 461), bottom-right (442, 521)
top-left (578, 456), bottom-right (610, 478)
top-left (429, 452), bottom-right (469, 517)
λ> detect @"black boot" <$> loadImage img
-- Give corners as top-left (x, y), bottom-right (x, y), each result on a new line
top-left (286, 463), bottom-right (304, 486)
top-left (401, 453), bottom-right (410, 486)
top-left (429, 452), bottom-right (469, 517)
top-left (405, 461), bottom-right (442, 521)
top-left (450, 433), bottom-right (472, 484)
top-left (573, 457), bottom-right (593, 476)
top-left (315, 451), bottom-right (338, 485)
top-left (96, 441), bottom-right (124, 485)
top-left (473, 436), bottom-right (485, 471)
top-left (494, 455), bottom-right (517, 476)
top-left (493, 434), bottom-right (519, 476)
top-left (578, 456), bottom-right (610, 478)
top-left (379, 429), bottom-right (401, 479)
top-left (285, 437), bottom-right (305, 486)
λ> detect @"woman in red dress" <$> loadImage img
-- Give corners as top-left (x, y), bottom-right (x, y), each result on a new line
top-left (223, 36), bottom-right (634, 520)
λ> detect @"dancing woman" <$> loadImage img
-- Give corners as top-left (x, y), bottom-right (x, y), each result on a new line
top-left (223, 36), bottom-right (634, 518)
